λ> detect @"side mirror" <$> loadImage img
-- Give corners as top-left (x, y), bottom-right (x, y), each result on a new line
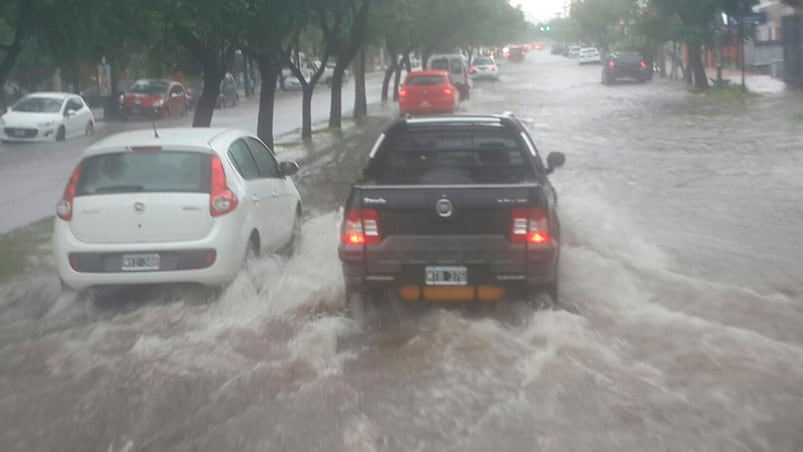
top-left (279, 161), bottom-right (299, 177)
top-left (546, 152), bottom-right (565, 174)
top-left (65, 109), bottom-right (77, 117)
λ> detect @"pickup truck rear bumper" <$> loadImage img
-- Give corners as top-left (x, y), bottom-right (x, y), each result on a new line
top-left (339, 235), bottom-right (558, 297)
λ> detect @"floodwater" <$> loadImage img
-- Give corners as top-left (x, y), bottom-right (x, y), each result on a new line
top-left (1, 52), bottom-right (802, 452)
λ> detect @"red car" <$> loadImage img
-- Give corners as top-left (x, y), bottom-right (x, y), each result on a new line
top-left (398, 70), bottom-right (460, 116)
top-left (119, 79), bottom-right (189, 119)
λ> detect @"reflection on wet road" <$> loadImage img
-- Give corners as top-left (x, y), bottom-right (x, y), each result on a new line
top-left (2, 52), bottom-right (803, 451)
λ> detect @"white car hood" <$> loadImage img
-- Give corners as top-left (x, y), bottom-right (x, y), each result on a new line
top-left (1, 111), bottom-right (62, 127)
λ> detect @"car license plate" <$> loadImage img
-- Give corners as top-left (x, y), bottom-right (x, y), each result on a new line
top-left (425, 266), bottom-right (467, 286)
top-left (121, 253), bottom-right (160, 271)
top-left (13, 130), bottom-right (26, 137)
top-left (420, 101), bottom-right (431, 108)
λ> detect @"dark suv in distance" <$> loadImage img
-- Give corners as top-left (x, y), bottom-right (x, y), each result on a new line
top-left (602, 51), bottom-right (653, 84)
top-left (338, 114), bottom-right (566, 318)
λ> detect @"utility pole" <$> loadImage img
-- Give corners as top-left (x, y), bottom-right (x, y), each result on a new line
top-left (738, 0), bottom-right (746, 90)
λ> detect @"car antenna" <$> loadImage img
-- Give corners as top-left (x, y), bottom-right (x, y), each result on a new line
top-left (152, 121), bottom-right (159, 138)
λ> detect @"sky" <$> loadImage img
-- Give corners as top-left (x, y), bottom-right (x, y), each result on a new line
top-left (512, 0), bottom-right (568, 23)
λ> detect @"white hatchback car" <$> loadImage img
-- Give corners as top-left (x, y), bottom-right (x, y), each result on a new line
top-left (53, 128), bottom-right (302, 291)
top-left (0, 92), bottom-right (94, 142)
top-left (578, 47), bottom-right (601, 64)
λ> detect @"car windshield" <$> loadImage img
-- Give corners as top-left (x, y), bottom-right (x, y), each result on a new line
top-left (368, 130), bottom-right (531, 184)
top-left (127, 81), bottom-right (169, 95)
top-left (406, 75), bottom-right (445, 86)
top-left (475, 58), bottom-right (493, 65)
top-left (11, 97), bottom-right (63, 113)
top-left (75, 151), bottom-right (210, 195)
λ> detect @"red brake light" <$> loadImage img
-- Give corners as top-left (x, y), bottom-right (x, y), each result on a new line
top-left (510, 208), bottom-right (551, 245)
top-left (57, 161), bottom-right (84, 221)
top-left (399, 89), bottom-right (407, 97)
top-left (491, 65), bottom-right (497, 71)
top-left (443, 87), bottom-right (453, 95)
top-left (609, 60), bottom-right (616, 68)
top-left (342, 208), bottom-right (381, 245)
top-left (471, 66), bottom-right (477, 72)
top-left (640, 61), bottom-right (647, 69)
top-left (210, 155), bottom-right (238, 217)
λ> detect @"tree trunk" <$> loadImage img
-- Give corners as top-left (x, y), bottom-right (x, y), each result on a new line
top-left (193, 66), bottom-right (223, 127)
top-left (393, 63), bottom-right (403, 102)
top-left (328, 67), bottom-right (345, 128)
top-left (422, 49), bottom-right (432, 70)
top-left (302, 85), bottom-right (313, 140)
top-left (688, 44), bottom-right (708, 89)
top-left (255, 55), bottom-right (280, 149)
top-left (381, 56), bottom-right (397, 102)
top-left (354, 50), bottom-right (367, 118)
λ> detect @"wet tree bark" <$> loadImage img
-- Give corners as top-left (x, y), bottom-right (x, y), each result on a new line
top-left (354, 50), bottom-right (367, 118)
top-left (255, 55), bottom-right (281, 149)
top-left (688, 43), bottom-right (709, 89)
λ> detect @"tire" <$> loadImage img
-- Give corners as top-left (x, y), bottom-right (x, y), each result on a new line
top-left (85, 121), bottom-right (94, 136)
top-left (56, 126), bottom-right (66, 141)
top-left (282, 210), bottom-right (302, 256)
top-left (243, 234), bottom-right (259, 268)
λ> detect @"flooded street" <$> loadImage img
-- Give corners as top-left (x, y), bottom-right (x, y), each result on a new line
top-left (2, 51), bottom-right (803, 451)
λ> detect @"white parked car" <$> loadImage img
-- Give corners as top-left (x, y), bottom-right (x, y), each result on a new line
top-left (567, 46), bottom-right (582, 58)
top-left (53, 128), bottom-right (302, 291)
top-left (578, 47), bottom-right (601, 64)
top-left (0, 92), bottom-right (94, 142)
top-left (282, 69), bottom-right (313, 90)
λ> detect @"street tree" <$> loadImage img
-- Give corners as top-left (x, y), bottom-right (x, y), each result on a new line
top-left (241, 0), bottom-right (308, 148)
top-left (157, 0), bottom-right (246, 127)
top-left (0, 0), bottom-right (35, 111)
top-left (318, 0), bottom-right (373, 129)
top-left (651, 0), bottom-right (759, 88)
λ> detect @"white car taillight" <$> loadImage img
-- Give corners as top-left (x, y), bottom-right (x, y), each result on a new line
top-left (57, 162), bottom-right (84, 221)
top-left (210, 155), bottom-right (238, 217)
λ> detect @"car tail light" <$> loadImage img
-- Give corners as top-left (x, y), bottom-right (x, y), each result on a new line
top-left (471, 66), bottom-right (477, 72)
top-left (210, 155), bottom-right (238, 217)
top-left (609, 60), bottom-right (616, 68)
top-left (399, 89), bottom-right (407, 97)
top-left (510, 208), bottom-right (550, 245)
top-left (443, 87), bottom-right (453, 95)
top-left (57, 161), bottom-right (84, 221)
top-left (342, 208), bottom-right (381, 245)
top-left (640, 61), bottom-right (647, 69)
top-left (491, 65), bottom-right (497, 71)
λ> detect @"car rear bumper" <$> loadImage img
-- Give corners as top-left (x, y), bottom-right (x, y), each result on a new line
top-left (471, 71), bottom-right (498, 80)
top-left (53, 215), bottom-right (249, 290)
top-left (121, 104), bottom-right (163, 118)
top-left (339, 235), bottom-right (558, 300)
top-left (399, 97), bottom-right (455, 113)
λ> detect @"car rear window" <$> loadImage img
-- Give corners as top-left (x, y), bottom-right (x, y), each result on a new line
top-left (475, 58), bottom-right (493, 65)
top-left (368, 129), bottom-right (533, 184)
top-left (75, 151), bottom-right (211, 196)
top-left (406, 75), bottom-right (445, 86)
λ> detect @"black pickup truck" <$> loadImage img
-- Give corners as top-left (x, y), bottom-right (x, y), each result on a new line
top-left (338, 115), bottom-right (565, 312)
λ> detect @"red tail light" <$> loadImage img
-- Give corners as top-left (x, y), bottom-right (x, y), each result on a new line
top-left (342, 208), bottom-right (381, 245)
top-left (609, 60), bottom-right (616, 68)
top-left (443, 87), bottom-right (453, 95)
top-left (399, 89), bottom-right (407, 97)
top-left (640, 61), bottom-right (647, 69)
top-left (210, 155), bottom-right (238, 217)
top-left (510, 208), bottom-right (550, 245)
top-left (471, 66), bottom-right (477, 72)
top-left (491, 65), bottom-right (497, 71)
top-left (57, 161), bottom-right (84, 221)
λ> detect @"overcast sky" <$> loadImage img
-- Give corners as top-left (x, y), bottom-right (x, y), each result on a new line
top-left (513, 0), bottom-right (568, 22)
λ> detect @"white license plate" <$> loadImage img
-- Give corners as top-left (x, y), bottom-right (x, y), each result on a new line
top-left (13, 130), bottom-right (26, 137)
top-left (425, 266), bottom-right (467, 286)
top-left (121, 253), bottom-right (160, 271)
top-left (420, 101), bottom-right (431, 108)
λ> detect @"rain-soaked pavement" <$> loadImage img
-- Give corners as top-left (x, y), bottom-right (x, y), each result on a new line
top-left (2, 51), bottom-right (803, 451)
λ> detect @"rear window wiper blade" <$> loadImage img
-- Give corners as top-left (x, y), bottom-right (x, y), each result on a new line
top-left (91, 184), bottom-right (147, 193)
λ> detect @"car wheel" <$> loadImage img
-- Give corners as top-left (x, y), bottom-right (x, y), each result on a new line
top-left (281, 209), bottom-right (302, 256)
top-left (85, 121), bottom-right (94, 136)
top-left (56, 126), bottom-right (66, 141)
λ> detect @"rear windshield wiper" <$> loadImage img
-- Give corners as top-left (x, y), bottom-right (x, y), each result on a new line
top-left (91, 184), bottom-right (147, 193)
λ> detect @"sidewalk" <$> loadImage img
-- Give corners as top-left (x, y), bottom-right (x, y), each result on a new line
top-left (706, 67), bottom-right (788, 95)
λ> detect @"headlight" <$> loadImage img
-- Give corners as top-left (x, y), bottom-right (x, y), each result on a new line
top-left (37, 120), bottom-right (56, 127)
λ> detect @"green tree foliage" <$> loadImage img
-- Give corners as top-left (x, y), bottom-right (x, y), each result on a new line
top-left (0, 0), bottom-right (36, 110)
